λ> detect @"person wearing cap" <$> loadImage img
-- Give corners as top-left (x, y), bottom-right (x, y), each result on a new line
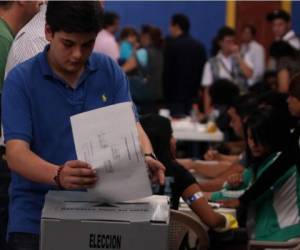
top-left (267, 9), bottom-right (300, 50)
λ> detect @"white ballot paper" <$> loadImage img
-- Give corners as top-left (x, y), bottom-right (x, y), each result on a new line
top-left (70, 102), bottom-right (152, 202)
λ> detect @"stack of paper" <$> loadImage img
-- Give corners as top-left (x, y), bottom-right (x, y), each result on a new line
top-left (71, 102), bottom-right (152, 202)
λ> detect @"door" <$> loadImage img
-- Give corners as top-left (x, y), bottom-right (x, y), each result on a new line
top-left (235, 1), bottom-right (282, 55)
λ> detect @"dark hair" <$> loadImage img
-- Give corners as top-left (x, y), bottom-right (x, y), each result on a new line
top-left (245, 106), bottom-right (290, 163)
top-left (150, 26), bottom-right (163, 49)
top-left (269, 40), bottom-right (298, 59)
top-left (243, 24), bottom-right (256, 36)
top-left (267, 9), bottom-right (290, 22)
top-left (211, 26), bottom-right (235, 56)
top-left (120, 26), bottom-right (138, 41)
top-left (209, 79), bottom-right (239, 107)
top-left (171, 13), bottom-right (190, 33)
top-left (258, 90), bottom-right (297, 129)
top-left (140, 114), bottom-right (173, 167)
top-left (257, 90), bottom-right (288, 109)
top-left (0, 1), bottom-right (13, 9)
top-left (103, 11), bottom-right (119, 29)
top-left (141, 24), bottom-right (163, 48)
top-left (141, 24), bottom-right (152, 34)
top-left (46, 1), bottom-right (103, 33)
top-left (289, 73), bottom-right (300, 100)
top-left (231, 94), bottom-right (258, 121)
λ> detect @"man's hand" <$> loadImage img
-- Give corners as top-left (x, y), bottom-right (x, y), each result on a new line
top-left (59, 160), bottom-right (97, 189)
top-left (145, 156), bottom-right (165, 185)
top-left (219, 198), bottom-right (240, 208)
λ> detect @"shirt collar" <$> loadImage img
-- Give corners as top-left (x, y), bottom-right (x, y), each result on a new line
top-left (38, 44), bottom-right (98, 78)
top-left (217, 51), bottom-right (232, 61)
top-left (101, 29), bottom-right (114, 38)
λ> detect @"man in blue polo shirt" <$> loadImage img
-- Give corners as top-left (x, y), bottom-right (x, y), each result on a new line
top-left (2, 2), bottom-right (165, 250)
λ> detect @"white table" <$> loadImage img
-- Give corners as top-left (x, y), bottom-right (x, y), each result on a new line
top-left (171, 118), bottom-right (224, 142)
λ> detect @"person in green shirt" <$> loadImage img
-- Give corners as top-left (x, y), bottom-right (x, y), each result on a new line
top-left (0, 1), bottom-right (42, 90)
top-left (0, 2), bottom-right (41, 250)
top-left (214, 106), bottom-right (300, 242)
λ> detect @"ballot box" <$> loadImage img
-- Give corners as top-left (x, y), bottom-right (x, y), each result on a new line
top-left (40, 191), bottom-right (169, 250)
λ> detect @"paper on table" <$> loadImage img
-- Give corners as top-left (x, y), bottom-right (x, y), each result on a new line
top-left (70, 102), bottom-right (152, 202)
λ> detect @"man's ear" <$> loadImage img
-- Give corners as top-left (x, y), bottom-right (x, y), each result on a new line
top-left (45, 24), bottom-right (54, 42)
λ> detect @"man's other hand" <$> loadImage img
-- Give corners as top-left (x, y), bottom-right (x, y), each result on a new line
top-left (145, 156), bottom-right (165, 185)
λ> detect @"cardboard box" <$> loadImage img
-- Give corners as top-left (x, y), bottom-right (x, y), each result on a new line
top-left (41, 191), bottom-right (169, 250)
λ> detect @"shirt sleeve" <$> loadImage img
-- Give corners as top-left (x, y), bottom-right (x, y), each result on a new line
top-left (201, 61), bottom-right (213, 87)
top-left (0, 36), bottom-right (11, 90)
top-left (172, 162), bottom-right (197, 196)
top-left (94, 38), bottom-right (119, 62)
top-left (2, 68), bottom-right (33, 143)
top-left (5, 36), bottom-right (48, 77)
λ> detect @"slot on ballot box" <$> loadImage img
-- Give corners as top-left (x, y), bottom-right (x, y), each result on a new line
top-left (41, 191), bottom-right (169, 250)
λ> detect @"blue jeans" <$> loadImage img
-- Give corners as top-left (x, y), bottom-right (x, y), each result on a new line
top-left (8, 233), bottom-right (39, 250)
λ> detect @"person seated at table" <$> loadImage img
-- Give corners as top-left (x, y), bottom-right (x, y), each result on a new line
top-left (178, 94), bottom-right (257, 191)
top-left (207, 79), bottom-right (240, 143)
top-left (140, 114), bottom-right (237, 231)
top-left (212, 107), bottom-right (300, 242)
top-left (220, 74), bottom-right (300, 212)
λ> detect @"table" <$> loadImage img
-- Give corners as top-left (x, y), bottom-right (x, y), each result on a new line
top-left (171, 118), bottom-right (224, 142)
top-left (179, 198), bottom-right (237, 219)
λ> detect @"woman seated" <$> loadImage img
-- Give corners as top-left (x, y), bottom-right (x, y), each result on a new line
top-left (210, 106), bottom-right (300, 242)
top-left (140, 114), bottom-right (237, 231)
top-left (178, 94), bottom-right (258, 191)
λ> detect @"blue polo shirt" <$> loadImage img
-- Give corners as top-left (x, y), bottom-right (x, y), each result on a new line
top-left (2, 46), bottom-right (136, 236)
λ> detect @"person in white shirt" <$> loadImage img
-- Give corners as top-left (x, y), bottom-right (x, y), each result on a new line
top-left (240, 25), bottom-right (265, 86)
top-left (267, 9), bottom-right (300, 50)
top-left (201, 26), bottom-right (253, 114)
top-left (5, 4), bottom-right (48, 76)
top-left (93, 11), bottom-right (120, 61)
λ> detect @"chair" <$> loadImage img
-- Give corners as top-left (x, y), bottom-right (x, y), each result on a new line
top-left (168, 209), bottom-right (209, 250)
top-left (248, 239), bottom-right (300, 250)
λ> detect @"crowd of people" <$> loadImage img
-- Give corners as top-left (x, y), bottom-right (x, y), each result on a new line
top-left (1, 1), bottom-right (300, 250)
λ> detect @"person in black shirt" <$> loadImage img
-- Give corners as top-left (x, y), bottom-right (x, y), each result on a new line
top-left (140, 114), bottom-right (238, 230)
top-left (163, 13), bottom-right (206, 116)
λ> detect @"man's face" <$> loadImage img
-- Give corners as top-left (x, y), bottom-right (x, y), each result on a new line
top-left (45, 25), bottom-right (96, 74)
top-left (287, 95), bottom-right (300, 117)
top-left (247, 129), bottom-right (269, 158)
top-left (219, 36), bottom-right (235, 55)
top-left (169, 23), bottom-right (178, 38)
top-left (272, 19), bottom-right (289, 38)
top-left (241, 28), bottom-right (253, 43)
top-left (22, 1), bottom-right (43, 24)
top-left (111, 19), bottom-right (120, 34)
top-left (140, 33), bottom-right (151, 48)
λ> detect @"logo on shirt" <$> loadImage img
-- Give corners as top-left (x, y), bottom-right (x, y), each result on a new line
top-left (101, 94), bottom-right (107, 102)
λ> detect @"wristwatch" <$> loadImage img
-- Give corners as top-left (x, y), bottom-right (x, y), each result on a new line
top-left (144, 152), bottom-right (157, 160)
